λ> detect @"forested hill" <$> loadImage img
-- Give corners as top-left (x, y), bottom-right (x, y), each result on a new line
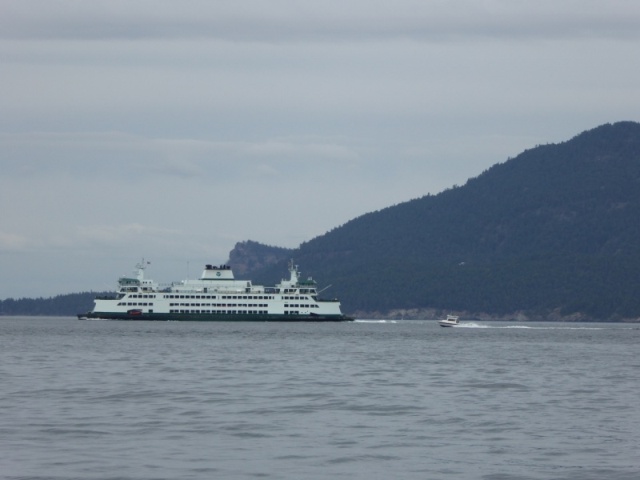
top-left (0, 292), bottom-right (111, 317)
top-left (232, 121), bottom-right (640, 321)
top-left (5, 122), bottom-right (639, 320)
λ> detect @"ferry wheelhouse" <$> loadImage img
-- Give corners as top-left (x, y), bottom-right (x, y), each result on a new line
top-left (78, 260), bottom-right (352, 322)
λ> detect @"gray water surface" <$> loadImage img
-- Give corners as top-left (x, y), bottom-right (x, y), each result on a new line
top-left (2, 317), bottom-right (639, 479)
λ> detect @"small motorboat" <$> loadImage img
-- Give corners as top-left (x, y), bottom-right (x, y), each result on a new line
top-left (438, 315), bottom-right (460, 327)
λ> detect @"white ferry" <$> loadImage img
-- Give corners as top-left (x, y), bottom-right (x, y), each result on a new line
top-left (78, 260), bottom-right (353, 322)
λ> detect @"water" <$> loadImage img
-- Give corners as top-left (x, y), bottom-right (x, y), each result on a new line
top-left (1, 317), bottom-right (639, 480)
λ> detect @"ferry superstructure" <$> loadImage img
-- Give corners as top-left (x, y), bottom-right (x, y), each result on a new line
top-left (78, 260), bottom-right (353, 322)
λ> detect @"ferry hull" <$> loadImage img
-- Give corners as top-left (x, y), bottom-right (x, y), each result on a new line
top-left (78, 312), bottom-right (353, 322)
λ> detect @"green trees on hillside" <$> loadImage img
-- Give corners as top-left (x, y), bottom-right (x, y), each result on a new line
top-left (244, 122), bottom-right (640, 320)
top-left (0, 292), bottom-right (109, 316)
top-left (7, 123), bottom-right (640, 320)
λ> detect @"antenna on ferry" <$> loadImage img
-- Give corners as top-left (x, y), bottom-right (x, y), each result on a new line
top-left (317, 284), bottom-right (332, 295)
top-left (135, 258), bottom-right (148, 281)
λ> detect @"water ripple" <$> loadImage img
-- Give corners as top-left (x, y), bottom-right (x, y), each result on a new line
top-left (1, 318), bottom-right (639, 480)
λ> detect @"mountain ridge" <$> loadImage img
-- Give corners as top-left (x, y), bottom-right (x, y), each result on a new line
top-left (228, 121), bottom-right (640, 321)
top-left (4, 122), bottom-right (639, 320)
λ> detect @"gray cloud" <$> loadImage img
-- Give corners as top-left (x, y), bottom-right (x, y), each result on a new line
top-left (1, 1), bottom-right (639, 298)
top-left (3, 1), bottom-right (640, 41)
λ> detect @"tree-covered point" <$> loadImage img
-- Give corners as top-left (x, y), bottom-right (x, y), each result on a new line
top-left (0, 292), bottom-right (112, 316)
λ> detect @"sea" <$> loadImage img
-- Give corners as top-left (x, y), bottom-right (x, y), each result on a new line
top-left (1, 317), bottom-right (639, 480)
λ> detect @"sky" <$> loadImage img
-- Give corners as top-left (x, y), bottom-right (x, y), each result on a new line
top-left (2, 0), bottom-right (640, 299)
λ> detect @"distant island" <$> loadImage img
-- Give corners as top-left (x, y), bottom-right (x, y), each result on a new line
top-left (3, 122), bottom-right (640, 321)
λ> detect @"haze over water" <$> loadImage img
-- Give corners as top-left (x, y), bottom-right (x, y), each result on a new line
top-left (2, 317), bottom-right (639, 479)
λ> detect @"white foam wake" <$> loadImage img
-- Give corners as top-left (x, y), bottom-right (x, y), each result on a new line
top-left (456, 323), bottom-right (603, 330)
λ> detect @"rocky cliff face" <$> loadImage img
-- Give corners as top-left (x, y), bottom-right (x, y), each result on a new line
top-left (227, 240), bottom-right (292, 276)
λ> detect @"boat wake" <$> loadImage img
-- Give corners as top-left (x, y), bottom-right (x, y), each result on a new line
top-left (355, 319), bottom-right (397, 324)
top-left (455, 323), bottom-right (604, 330)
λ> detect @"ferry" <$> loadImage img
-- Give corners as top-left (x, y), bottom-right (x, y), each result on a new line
top-left (78, 260), bottom-right (353, 322)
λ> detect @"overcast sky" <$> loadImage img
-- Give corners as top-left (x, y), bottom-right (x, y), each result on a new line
top-left (2, 0), bottom-right (640, 299)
